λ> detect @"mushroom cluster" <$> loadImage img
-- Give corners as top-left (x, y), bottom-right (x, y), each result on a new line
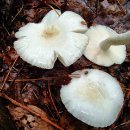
top-left (14, 10), bottom-right (130, 68)
top-left (13, 9), bottom-right (127, 128)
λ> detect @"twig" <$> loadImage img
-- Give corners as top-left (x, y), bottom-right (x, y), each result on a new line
top-left (0, 75), bottom-right (71, 83)
top-left (83, 0), bottom-right (96, 15)
top-left (122, 88), bottom-right (130, 91)
top-left (21, 84), bottom-right (28, 94)
top-left (9, 62), bottom-right (26, 88)
top-left (69, 74), bottom-right (80, 78)
top-left (45, 2), bottom-right (61, 16)
top-left (45, 105), bottom-right (57, 121)
top-left (115, 0), bottom-right (126, 14)
top-left (32, 90), bottom-right (39, 99)
top-left (114, 120), bottom-right (130, 129)
top-left (0, 77), bottom-right (59, 82)
top-left (2, 23), bottom-right (10, 35)
top-left (49, 5), bottom-right (61, 16)
top-left (95, 0), bottom-right (100, 16)
top-left (1, 93), bottom-right (64, 130)
top-left (0, 57), bottom-right (19, 92)
top-left (48, 81), bottom-right (60, 117)
top-left (11, 0), bottom-right (24, 23)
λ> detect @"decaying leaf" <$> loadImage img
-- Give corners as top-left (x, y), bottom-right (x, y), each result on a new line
top-left (9, 105), bottom-right (55, 130)
top-left (0, 0), bottom-right (129, 130)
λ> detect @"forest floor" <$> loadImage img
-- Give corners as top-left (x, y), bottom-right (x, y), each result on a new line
top-left (0, 0), bottom-right (130, 130)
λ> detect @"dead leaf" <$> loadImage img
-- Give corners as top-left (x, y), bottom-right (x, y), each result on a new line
top-left (9, 105), bottom-right (55, 130)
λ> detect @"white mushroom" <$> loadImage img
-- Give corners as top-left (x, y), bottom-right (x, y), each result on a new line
top-left (60, 69), bottom-right (124, 127)
top-left (14, 10), bottom-right (88, 69)
top-left (84, 25), bottom-right (129, 67)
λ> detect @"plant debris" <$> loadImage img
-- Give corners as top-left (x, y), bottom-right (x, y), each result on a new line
top-left (0, 0), bottom-right (130, 130)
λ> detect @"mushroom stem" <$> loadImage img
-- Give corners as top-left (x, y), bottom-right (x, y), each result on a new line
top-left (100, 31), bottom-right (130, 51)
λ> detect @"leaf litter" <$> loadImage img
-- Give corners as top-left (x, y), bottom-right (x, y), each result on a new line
top-left (0, 0), bottom-right (130, 130)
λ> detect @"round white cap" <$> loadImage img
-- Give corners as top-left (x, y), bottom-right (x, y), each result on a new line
top-left (60, 69), bottom-right (124, 127)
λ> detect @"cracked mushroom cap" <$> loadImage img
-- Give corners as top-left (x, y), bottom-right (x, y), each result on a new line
top-left (60, 69), bottom-right (124, 127)
top-left (84, 25), bottom-right (126, 67)
top-left (14, 10), bottom-right (88, 69)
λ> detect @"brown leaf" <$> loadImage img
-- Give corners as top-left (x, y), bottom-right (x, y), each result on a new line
top-left (9, 107), bottom-right (28, 120)
top-left (9, 105), bottom-right (55, 130)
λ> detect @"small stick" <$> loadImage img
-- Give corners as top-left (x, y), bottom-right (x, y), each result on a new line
top-left (9, 62), bottom-right (26, 88)
top-left (45, 105), bottom-right (57, 121)
top-left (0, 77), bottom-right (61, 83)
top-left (48, 81), bottom-right (60, 117)
top-left (0, 75), bottom-right (71, 83)
top-left (122, 88), bottom-right (130, 91)
top-left (46, 3), bottom-right (61, 16)
top-left (114, 120), bottom-right (130, 129)
top-left (115, 0), bottom-right (126, 14)
top-left (1, 93), bottom-right (64, 130)
top-left (69, 74), bottom-right (81, 78)
top-left (2, 23), bottom-right (10, 35)
top-left (0, 57), bottom-right (19, 92)
top-left (11, 0), bottom-right (24, 23)
top-left (0, 77), bottom-right (51, 82)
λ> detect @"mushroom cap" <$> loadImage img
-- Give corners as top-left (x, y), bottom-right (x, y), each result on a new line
top-left (84, 25), bottom-right (126, 67)
top-left (60, 69), bottom-right (124, 127)
top-left (14, 10), bottom-right (88, 69)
